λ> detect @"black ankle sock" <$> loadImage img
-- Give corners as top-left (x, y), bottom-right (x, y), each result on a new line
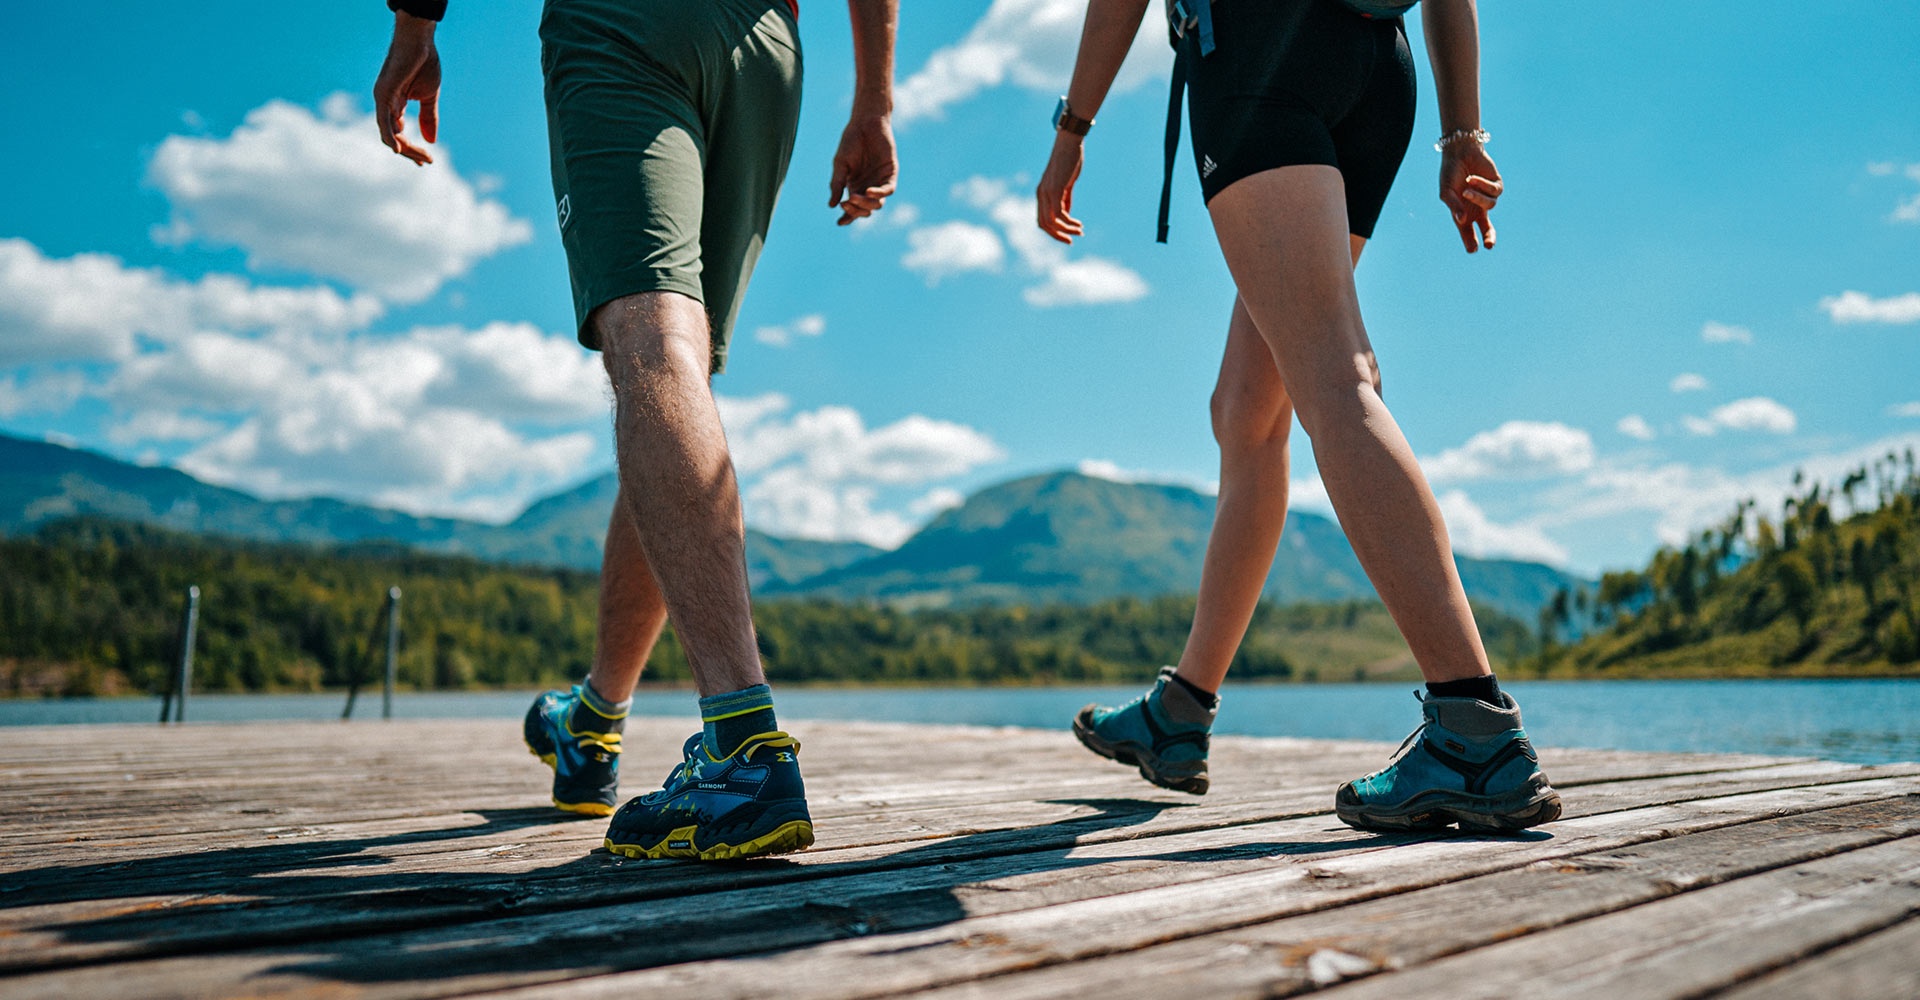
top-left (1169, 673), bottom-right (1219, 710)
top-left (1426, 674), bottom-right (1501, 705)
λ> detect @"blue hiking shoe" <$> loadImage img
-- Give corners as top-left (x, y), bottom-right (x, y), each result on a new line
top-left (523, 686), bottom-right (623, 817)
top-left (1336, 692), bottom-right (1562, 833)
top-left (1072, 666), bottom-right (1216, 795)
top-left (604, 731), bottom-right (814, 861)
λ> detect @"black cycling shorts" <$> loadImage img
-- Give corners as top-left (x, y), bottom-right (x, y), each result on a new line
top-left (1184, 0), bottom-right (1416, 239)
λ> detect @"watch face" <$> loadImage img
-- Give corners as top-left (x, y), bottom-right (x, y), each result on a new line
top-left (1053, 97), bottom-right (1069, 127)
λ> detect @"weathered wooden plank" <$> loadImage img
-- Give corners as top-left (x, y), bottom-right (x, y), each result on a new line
top-left (1308, 835), bottom-right (1920, 1000)
top-left (1713, 915), bottom-right (1920, 1000)
top-left (7, 779), bottom-right (1915, 999)
top-left (3, 753), bottom-right (1904, 979)
top-left (902, 796), bottom-right (1920, 999)
top-left (455, 781), bottom-right (1920, 1000)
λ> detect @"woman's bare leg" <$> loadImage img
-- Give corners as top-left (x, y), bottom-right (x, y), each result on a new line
top-left (1174, 298), bottom-right (1292, 693)
top-left (1175, 240), bottom-right (1369, 693)
top-left (1207, 164), bottom-right (1489, 683)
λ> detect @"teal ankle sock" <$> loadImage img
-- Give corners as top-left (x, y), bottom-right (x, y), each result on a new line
top-left (699, 684), bottom-right (777, 758)
top-left (577, 678), bottom-right (631, 719)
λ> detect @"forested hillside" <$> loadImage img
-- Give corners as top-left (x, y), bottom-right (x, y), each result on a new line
top-left (1535, 452), bottom-right (1920, 677)
top-left (0, 519), bottom-right (1536, 697)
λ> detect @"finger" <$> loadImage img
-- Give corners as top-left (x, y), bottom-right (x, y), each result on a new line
top-left (376, 91), bottom-right (399, 152)
top-left (1465, 174), bottom-right (1504, 198)
top-left (419, 94), bottom-right (439, 144)
top-left (1459, 187), bottom-right (1497, 210)
top-left (1478, 215), bottom-right (1497, 250)
top-left (1453, 212), bottom-right (1477, 253)
top-left (828, 157), bottom-right (849, 208)
top-left (843, 192), bottom-right (885, 213)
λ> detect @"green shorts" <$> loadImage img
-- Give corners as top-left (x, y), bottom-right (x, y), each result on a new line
top-left (540, 0), bottom-right (803, 374)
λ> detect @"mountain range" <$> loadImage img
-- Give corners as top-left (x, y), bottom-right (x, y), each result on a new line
top-left (0, 432), bottom-right (1586, 621)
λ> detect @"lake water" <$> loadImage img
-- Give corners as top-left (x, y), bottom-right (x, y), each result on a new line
top-left (3, 679), bottom-right (1915, 765)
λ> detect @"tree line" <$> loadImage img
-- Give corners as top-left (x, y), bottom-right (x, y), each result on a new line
top-left (0, 518), bottom-right (1535, 697)
top-left (1534, 451), bottom-right (1920, 677)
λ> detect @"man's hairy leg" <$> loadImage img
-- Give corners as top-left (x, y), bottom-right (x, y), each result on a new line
top-left (595, 291), bottom-right (766, 698)
top-left (586, 494), bottom-right (668, 703)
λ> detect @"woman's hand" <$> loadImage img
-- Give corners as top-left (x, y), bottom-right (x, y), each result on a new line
top-left (1036, 131), bottom-right (1087, 244)
top-left (1439, 142), bottom-right (1501, 253)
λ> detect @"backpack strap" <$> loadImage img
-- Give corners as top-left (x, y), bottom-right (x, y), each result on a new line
top-left (1157, 0), bottom-right (1215, 244)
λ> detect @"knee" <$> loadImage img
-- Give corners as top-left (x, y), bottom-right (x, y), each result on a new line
top-left (594, 293), bottom-right (713, 391)
top-left (1210, 378), bottom-right (1294, 454)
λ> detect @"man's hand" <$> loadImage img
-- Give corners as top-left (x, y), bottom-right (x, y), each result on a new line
top-left (1439, 142), bottom-right (1501, 253)
top-left (373, 13), bottom-right (442, 166)
top-left (829, 113), bottom-right (897, 226)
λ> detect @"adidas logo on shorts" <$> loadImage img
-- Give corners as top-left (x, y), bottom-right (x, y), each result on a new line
top-left (1202, 155), bottom-right (1218, 179)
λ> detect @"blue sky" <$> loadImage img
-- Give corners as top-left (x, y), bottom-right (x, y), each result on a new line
top-left (2, 1), bottom-right (1917, 576)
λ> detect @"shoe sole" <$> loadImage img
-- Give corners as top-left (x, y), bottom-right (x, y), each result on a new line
top-left (1334, 781), bottom-right (1563, 833)
top-left (1073, 707), bottom-right (1208, 795)
top-left (604, 819), bottom-right (815, 861)
top-left (526, 743), bottom-right (617, 817)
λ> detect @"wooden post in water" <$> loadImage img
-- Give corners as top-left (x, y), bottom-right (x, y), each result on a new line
top-left (382, 587), bottom-right (401, 720)
top-left (171, 586), bottom-right (200, 724)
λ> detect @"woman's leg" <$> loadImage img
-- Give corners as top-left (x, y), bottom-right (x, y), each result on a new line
top-left (1207, 164), bottom-right (1489, 684)
top-left (1174, 298), bottom-right (1292, 693)
top-left (1174, 238), bottom-right (1372, 694)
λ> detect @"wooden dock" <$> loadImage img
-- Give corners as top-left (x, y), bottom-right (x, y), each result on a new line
top-left (2, 716), bottom-right (1917, 998)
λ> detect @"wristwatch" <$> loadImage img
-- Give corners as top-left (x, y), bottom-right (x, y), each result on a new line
top-left (1053, 97), bottom-right (1094, 136)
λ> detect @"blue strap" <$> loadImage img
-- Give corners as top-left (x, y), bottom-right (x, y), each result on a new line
top-left (1156, 51), bottom-right (1187, 244)
top-left (1155, 2), bottom-right (1212, 244)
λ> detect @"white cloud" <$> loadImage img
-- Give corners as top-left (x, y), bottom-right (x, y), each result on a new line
top-left (1076, 458), bottom-right (1217, 493)
top-left (894, 0), bottom-right (1171, 123)
top-left (1423, 421), bottom-right (1595, 483)
top-left (1436, 490), bottom-right (1570, 565)
top-left (1616, 414), bottom-right (1655, 441)
top-left (0, 371), bottom-right (87, 418)
top-left (106, 411), bottom-right (226, 447)
top-left (1890, 402), bottom-right (1920, 418)
top-left (754, 313), bottom-right (828, 347)
top-left (850, 201), bottom-right (922, 233)
top-left (1821, 290), bottom-right (1920, 324)
top-left (909, 487), bottom-right (967, 517)
top-left (1023, 257), bottom-right (1150, 307)
top-left (0, 237), bottom-right (381, 365)
top-left (1889, 163), bottom-right (1920, 222)
top-left (1867, 162), bottom-right (1897, 177)
top-left (1701, 321), bottom-right (1752, 344)
top-left (1543, 433), bottom-right (1920, 555)
top-left (901, 221), bottom-right (1006, 282)
top-left (1683, 396), bottom-right (1797, 436)
top-left (147, 94), bottom-right (532, 303)
top-left (933, 175), bottom-right (1149, 307)
top-left (718, 394), bottom-right (1005, 546)
top-left (1669, 372), bottom-right (1709, 393)
top-left (96, 320), bottom-right (607, 518)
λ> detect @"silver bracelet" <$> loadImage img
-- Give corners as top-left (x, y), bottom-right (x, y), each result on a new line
top-left (1434, 127), bottom-right (1491, 152)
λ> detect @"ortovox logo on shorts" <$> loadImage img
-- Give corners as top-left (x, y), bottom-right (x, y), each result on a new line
top-left (556, 194), bottom-right (572, 230)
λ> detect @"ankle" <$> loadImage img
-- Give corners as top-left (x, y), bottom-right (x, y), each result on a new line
top-left (700, 684), bottom-right (778, 758)
top-left (577, 678), bottom-right (632, 719)
top-left (1151, 667), bottom-right (1217, 730)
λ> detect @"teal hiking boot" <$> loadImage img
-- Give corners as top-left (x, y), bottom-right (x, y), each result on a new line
top-left (1073, 666), bottom-right (1216, 795)
top-left (523, 686), bottom-right (623, 817)
top-left (604, 731), bottom-right (814, 861)
top-left (1336, 692), bottom-right (1561, 833)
